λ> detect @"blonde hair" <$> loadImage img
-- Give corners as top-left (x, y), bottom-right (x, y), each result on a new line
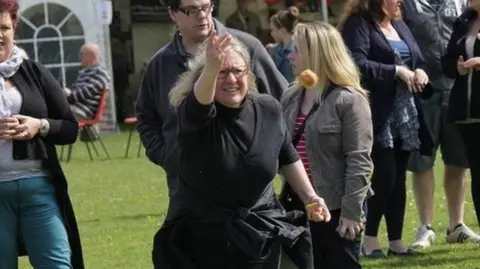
top-left (169, 37), bottom-right (257, 108)
top-left (286, 21), bottom-right (367, 100)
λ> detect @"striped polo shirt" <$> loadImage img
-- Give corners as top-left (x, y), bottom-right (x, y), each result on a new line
top-left (68, 63), bottom-right (111, 118)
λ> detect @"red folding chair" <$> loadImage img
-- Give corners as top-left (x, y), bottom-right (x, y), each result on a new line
top-left (60, 89), bottom-right (111, 162)
top-left (124, 116), bottom-right (142, 158)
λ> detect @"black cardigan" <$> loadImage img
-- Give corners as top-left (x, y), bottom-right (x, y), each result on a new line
top-left (341, 13), bottom-right (434, 155)
top-left (9, 60), bottom-right (84, 268)
top-left (442, 9), bottom-right (480, 122)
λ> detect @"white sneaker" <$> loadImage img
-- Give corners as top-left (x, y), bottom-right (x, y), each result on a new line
top-left (412, 225), bottom-right (436, 249)
top-left (446, 223), bottom-right (480, 244)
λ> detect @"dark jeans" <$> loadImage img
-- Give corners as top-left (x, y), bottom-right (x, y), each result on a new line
top-left (310, 209), bottom-right (362, 269)
top-left (365, 143), bottom-right (410, 241)
top-left (458, 123), bottom-right (480, 226)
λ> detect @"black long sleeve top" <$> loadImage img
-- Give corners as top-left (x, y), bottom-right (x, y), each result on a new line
top-left (151, 92), bottom-right (313, 269)
top-left (177, 92), bottom-right (298, 207)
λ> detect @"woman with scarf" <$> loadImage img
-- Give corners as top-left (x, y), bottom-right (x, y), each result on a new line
top-left (0, 0), bottom-right (83, 268)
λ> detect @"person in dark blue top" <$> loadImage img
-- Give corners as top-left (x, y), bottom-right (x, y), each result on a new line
top-left (268, 6), bottom-right (302, 83)
top-left (338, 0), bottom-right (434, 259)
top-left (151, 33), bottom-right (331, 269)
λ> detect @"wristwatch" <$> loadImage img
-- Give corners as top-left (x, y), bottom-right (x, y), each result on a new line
top-left (39, 119), bottom-right (49, 136)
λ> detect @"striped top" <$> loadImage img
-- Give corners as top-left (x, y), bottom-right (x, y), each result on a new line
top-left (293, 112), bottom-right (312, 181)
top-left (68, 64), bottom-right (111, 118)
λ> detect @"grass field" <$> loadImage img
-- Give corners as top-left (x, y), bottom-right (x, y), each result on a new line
top-left (18, 129), bottom-right (480, 269)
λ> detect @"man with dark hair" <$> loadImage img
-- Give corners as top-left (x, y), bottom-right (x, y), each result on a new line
top-left (403, 0), bottom-right (480, 248)
top-left (136, 0), bottom-right (287, 214)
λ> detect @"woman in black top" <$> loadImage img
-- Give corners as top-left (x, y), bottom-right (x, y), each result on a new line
top-left (0, 0), bottom-right (83, 268)
top-left (442, 4), bottom-right (480, 228)
top-left (151, 33), bottom-right (330, 269)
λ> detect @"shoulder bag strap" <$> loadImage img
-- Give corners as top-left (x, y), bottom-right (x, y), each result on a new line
top-left (291, 86), bottom-right (336, 147)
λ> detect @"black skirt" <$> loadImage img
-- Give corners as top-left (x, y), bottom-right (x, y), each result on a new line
top-left (152, 188), bottom-right (313, 269)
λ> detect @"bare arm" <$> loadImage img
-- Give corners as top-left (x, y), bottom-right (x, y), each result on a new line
top-left (280, 160), bottom-right (318, 204)
top-left (194, 64), bottom-right (220, 105)
top-left (277, 103), bottom-right (318, 205)
top-left (194, 33), bottom-right (231, 104)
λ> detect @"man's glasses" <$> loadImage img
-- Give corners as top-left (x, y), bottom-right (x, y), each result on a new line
top-left (218, 68), bottom-right (248, 79)
top-left (177, 4), bottom-right (214, 18)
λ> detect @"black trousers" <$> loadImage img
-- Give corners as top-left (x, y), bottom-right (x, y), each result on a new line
top-left (310, 210), bottom-right (362, 269)
top-left (458, 123), bottom-right (480, 226)
top-left (365, 143), bottom-right (410, 241)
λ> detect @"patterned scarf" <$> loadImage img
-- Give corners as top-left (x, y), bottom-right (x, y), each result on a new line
top-left (0, 45), bottom-right (24, 117)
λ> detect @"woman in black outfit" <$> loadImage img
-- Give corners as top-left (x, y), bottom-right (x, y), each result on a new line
top-left (151, 33), bottom-right (330, 269)
top-left (0, 0), bottom-right (83, 268)
top-left (339, 0), bottom-right (434, 258)
top-left (442, 3), bottom-right (480, 228)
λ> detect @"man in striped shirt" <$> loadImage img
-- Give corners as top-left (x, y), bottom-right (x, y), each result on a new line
top-left (64, 43), bottom-right (111, 120)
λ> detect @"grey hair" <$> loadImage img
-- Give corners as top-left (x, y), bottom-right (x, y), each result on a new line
top-left (169, 36), bottom-right (257, 109)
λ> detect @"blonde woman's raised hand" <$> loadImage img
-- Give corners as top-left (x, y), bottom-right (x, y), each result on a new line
top-left (206, 31), bottom-right (231, 69)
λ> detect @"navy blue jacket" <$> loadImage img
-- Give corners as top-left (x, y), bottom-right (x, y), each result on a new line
top-left (341, 13), bottom-right (434, 155)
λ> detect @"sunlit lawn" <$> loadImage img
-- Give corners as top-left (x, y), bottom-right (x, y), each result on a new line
top-left (18, 129), bottom-right (480, 268)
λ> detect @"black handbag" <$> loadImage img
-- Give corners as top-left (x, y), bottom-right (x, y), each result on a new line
top-left (279, 102), bottom-right (319, 212)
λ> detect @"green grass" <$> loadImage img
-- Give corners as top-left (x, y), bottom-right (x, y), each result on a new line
top-left (18, 130), bottom-right (480, 269)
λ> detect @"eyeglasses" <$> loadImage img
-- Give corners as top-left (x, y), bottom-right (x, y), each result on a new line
top-left (177, 4), bottom-right (214, 18)
top-left (218, 67), bottom-right (248, 79)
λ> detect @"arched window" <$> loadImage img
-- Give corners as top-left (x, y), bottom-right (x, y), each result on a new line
top-left (16, 2), bottom-right (86, 87)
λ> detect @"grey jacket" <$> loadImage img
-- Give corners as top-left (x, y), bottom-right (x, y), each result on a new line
top-left (135, 19), bottom-right (288, 201)
top-left (281, 85), bottom-right (374, 222)
top-left (402, 0), bottom-right (468, 90)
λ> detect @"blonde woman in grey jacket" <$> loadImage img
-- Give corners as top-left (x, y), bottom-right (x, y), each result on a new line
top-left (280, 21), bottom-right (374, 269)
